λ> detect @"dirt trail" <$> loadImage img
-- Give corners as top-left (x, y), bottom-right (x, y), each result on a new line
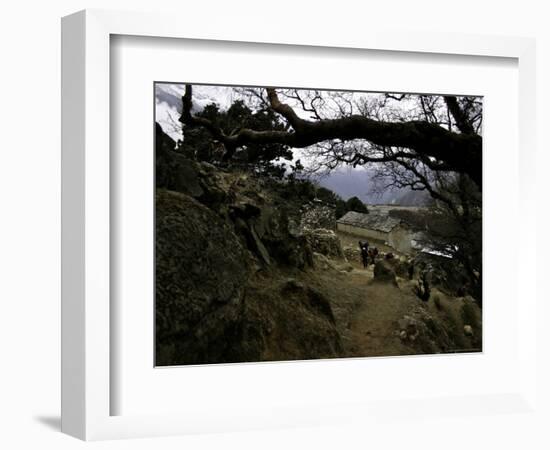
top-left (268, 225), bottom-right (483, 359)
top-left (346, 266), bottom-right (421, 356)
top-left (304, 248), bottom-right (482, 357)
top-left (343, 279), bottom-right (417, 357)
top-left (302, 258), bottom-right (418, 357)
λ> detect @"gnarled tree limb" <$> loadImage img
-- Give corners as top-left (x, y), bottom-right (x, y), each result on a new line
top-left (443, 96), bottom-right (476, 135)
top-left (180, 85), bottom-right (482, 187)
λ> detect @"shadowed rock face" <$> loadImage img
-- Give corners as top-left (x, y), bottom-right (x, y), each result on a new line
top-left (155, 188), bottom-right (341, 366)
top-left (154, 126), bottom-right (342, 365)
top-left (155, 190), bottom-right (250, 365)
top-left (155, 125), bottom-right (343, 366)
top-left (156, 123), bottom-right (314, 271)
top-left (223, 278), bottom-right (344, 363)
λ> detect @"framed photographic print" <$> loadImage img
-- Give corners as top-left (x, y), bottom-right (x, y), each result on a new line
top-left (61, 8), bottom-right (538, 441)
top-left (153, 81), bottom-right (483, 367)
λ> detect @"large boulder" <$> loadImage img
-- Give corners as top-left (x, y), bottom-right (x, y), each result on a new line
top-left (395, 309), bottom-right (453, 353)
top-left (155, 190), bottom-right (250, 365)
top-left (373, 260), bottom-right (398, 285)
top-left (227, 278), bottom-right (343, 362)
top-left (155, 130), bottom-right (228, 212)
top-left (231, 201), bottom-right (314, 269)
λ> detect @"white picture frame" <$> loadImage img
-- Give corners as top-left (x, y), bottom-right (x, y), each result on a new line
top-left (61, 9), bottom-right (538, 441)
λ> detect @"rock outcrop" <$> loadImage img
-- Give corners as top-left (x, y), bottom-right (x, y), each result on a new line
top-left (396, 309), bottom-right (453, 353)
top-left (373, 260), bottom-right (398, 285)
top-left (395, 295), bottom-right (483, 354)
top-left (156, 135), bottom-right (313, 270)
top-left (154, 128), bottom-right (343, 365)
top-left (156, 190), bottom-right (342, 365)
top-left (155, 190), bottom-right (250, 365)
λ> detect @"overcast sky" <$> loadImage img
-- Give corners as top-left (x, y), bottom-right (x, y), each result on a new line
top-left (155, 84), bottom-right (235, 141)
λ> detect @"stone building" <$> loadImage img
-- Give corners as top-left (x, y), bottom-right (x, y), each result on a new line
top-left (336, 208), bottom-right (420, 254)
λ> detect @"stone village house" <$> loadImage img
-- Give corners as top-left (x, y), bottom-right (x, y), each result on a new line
top-left (336, 206), bottom-right (425, 255)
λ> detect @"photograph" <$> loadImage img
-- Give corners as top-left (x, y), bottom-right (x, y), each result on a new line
top-left (154, 82), bottom-right (483, 366)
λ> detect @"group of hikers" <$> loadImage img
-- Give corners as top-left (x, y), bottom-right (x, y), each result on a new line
top-left (358, 239), bottom-right (416, 279)
top-left (358, 240), bottom-right (379, 268)
top-left (359, 239), bottom-right (433, 301)
top-left (357, 239), bottom-right (474, 304)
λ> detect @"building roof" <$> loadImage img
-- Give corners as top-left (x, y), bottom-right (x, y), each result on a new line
top-left (337, 211), bottom-right (403, 233)
top-left (367, 205), bottom-right (426, 214)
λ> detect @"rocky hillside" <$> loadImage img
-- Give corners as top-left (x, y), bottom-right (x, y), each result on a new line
top-left (156, 125), bottom-right (343, 365)
top-left (155, 124), bottom-right (482, 365)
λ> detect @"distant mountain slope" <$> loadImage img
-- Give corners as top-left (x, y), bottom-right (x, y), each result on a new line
top-left (316, 169), bottom-right (431, 206)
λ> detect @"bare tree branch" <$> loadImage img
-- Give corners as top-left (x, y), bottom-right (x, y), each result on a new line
top-left (180, 84), bottom-right (482, 186)
top-left (444, 96), bottom-right (476, 134)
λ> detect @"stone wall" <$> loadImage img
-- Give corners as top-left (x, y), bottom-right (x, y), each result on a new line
top-left (336, 223), bottom-right (389, 242)
top-left (300, 203), bottom-right (336, 231)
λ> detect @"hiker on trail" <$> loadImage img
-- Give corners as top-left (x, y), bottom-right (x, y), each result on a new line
top-left (416, 268), bottom-right (431, 301)
top-left (408, 261), bottom-right (414, 280)
top-left (368, 247), bottom-right (378, 266)
top-left (359, 241), bottom-right (369, 268)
